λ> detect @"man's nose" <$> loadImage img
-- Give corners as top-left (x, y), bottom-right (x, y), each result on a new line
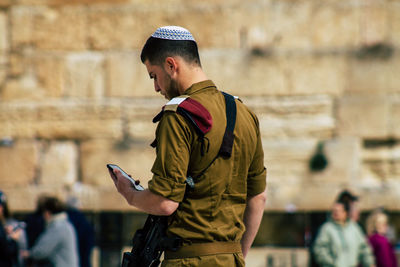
top-left (154, 80), bottom-right (161, 92)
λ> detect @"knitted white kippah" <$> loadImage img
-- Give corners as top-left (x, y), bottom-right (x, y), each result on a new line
top-left (151, 26), bottom-right (196, 42)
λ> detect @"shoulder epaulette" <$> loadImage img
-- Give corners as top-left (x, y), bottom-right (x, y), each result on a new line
top-left (152, 96), bottom-right (213, 150)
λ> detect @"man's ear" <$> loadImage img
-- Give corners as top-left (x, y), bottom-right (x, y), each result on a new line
top-left (165, 57), bottom-right (178, 74)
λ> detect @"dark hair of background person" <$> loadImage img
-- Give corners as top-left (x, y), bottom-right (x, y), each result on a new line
top-left (40, 197), bottom-right (65, 215)
top-left (140, 37), bottom-right (201, 67)
top-left (337, 189), bottom-right (358, 203)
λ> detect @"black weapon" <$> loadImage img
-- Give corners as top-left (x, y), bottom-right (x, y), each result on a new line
top-left (122, 215), bottom-right (181, 267)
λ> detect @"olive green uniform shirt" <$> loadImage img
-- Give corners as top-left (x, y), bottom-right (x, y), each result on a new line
top-left (148, 80), bottom-right (266, 245)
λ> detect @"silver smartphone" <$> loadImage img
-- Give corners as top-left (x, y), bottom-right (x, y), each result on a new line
top-left (107, 164), bottom-right (144, 191)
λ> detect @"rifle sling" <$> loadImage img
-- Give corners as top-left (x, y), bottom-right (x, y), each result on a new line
top-left (164, 241), bottom-right (242, 259)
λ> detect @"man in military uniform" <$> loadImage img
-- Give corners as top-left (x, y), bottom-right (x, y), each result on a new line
top-left (109, 26), bottom-right (267, 266)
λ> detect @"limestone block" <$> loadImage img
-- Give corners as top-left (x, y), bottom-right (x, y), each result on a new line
top-left (128, 120), bottom-right (157, 141)
top-left (310, 2), bottom-right (360, 49)
top-left (105, 52), bottom-right (151, 98)
top-left (11, 6), bottom-right (87, 50)
top-left (337, 94), bottom-right (390, 138)
top-left (87, 5), bottom-right (153, 50)
top-left (389, 1), bottom-right (400, 47)
top-left (87, 3), bottom-right (243, 50)
top-left (245, 95), bottom-right (333, 116)
top-left (0, 12), bottom-right (8, 87)
top-left (63, 182), bottom-right (102, 211)
top-left (257, 114), bottom-right (334, 140)
top-left (0, 100), bottom-right (124, 139)
top-left (0, 55), bottom-right (6, 87)
top-left (124, 98), bottom-right (164, 140)
top-left (0, 140), bottom-right (39, 187)
top-left (263, 0), bottom-right (314, 50)
top-left (262, 139), bottom-right (317, 185)
top-left (362, 160), bottom-right (389, 185)
top-left (10, 7), bottom-right (33, 47)
top-left (392, 98), bottom-right (400, 138)
top-left (308, 137), bottom-right (362, 185)
top-left (359, 1), bottom-right (389, 46)
top-left (80, 139), bottom-right (155, 187)
top-left (265, 182), bottom-right (344, 211)
top-left (357, 180), bottom-right (400, 210)
top-left (361, 144), bottom-right (400, 182)
top-left (239, 95), bottom-right (335, 139)
top-left (264, 137), bottom-right (363, 211)
top-left (40, 141), bottom-right (78, 187)
top-left (0, 0), bottom-right (11, 7)
top-left (1, 186), bottom-right (51, 212)
top-left (16, 0), bottom-right (129, 5)
top-left (5, 53), bottom-right (66, 99)
top-left (290, 186), bottom-right (353, 211)
top-left (34, 54), bottom-right (66, 97)
top-left (9, 53), bottom-right (25, 77)
top-left (0, 12), bottom-right (8, 51)
top-left (0, 75), bottom-right (47, 101)
top-left (202, 50), bottom-right (346, 96)
top-left (285, 55), bottom-right (347, 96)
top-left (93, 187), bottom-right (135, 211)
top-left (65, 53), bottom-right (105, 98)
top-left (167, 5), bottom-right (243, 49)
top-left (347, 54), bottom-right (400, 94)
top-left (202, 50), bottom-right (287, 96)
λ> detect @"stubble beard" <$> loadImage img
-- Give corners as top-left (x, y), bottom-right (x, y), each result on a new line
top-left (165, 75), bottom-right (180, 100)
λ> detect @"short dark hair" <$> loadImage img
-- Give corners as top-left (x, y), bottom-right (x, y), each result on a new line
top-left (40, 196), bottom-right (65, 215)
top-left (337, 189), bottom-right (358, 204)
top-left (140, 37), bottom-right (201, 67)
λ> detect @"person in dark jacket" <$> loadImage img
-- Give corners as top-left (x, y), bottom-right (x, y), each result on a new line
top-left (0, 190), bottom-right (22, 267)
top-left (66, 197), bottom-right (95, 267)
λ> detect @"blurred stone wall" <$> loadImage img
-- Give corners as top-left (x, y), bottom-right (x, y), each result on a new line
top-left (0, 0), bottom-right (400, 212)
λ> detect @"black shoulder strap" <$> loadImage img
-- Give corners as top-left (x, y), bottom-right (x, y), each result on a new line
top-left (186, 92), bottom-right (237, 188)
top-left (219, 92), bottom-right (237, 158)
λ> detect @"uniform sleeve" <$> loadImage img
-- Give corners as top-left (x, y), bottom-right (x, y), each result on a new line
top-left (148, 112), bottom-right (193, 202)
top-left (247, 114), bottom-right (267, 197)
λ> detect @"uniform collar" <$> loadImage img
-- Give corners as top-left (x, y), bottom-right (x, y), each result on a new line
top-left (183, 80), bottom-right (216, 96)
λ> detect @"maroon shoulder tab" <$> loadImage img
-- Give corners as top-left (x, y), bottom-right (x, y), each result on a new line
top-left (178, 98), bottom-right (212, 134)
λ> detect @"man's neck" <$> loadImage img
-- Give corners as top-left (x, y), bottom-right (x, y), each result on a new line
top-left (178, 66), bottom-right (208, 95)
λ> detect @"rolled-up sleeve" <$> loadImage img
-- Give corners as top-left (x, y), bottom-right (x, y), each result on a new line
top-left (247, 115), bottom-right (267, 196)
top-left (148, 112), bottom-right (192, 202)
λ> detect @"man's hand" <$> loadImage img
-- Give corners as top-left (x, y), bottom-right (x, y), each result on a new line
top-left (107, 168), bottom-right (179, 215)
top-left (108, 168), bottom-right (137, 202)
top-left (5, 225), bottom-right (22, 241)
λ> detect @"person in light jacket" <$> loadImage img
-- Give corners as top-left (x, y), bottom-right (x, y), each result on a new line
top-left (313, 199), bottom-right (375, 267)
top-left (23, 196), bottom-right (79, 267)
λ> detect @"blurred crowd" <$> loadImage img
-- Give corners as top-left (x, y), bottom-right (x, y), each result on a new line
top-left (310, 189), bottom-right (398, 267)
top-left (1, 188), bottom-right (398, 267)
top-left (0, 191), bottom-right (95, 267)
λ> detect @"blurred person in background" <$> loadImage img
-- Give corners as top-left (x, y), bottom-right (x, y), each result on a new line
top-left (25, 195), bottom-right (47, 250)
top-left (0, 190), bottom-right (22, 267)
top-left (24, 194), bottom-right (52, 267)
top-left (337, 189), bottom-right (360, 222)
top-left (23, 196), bottom-right (79, 267)
top-left (313, 199), bottom-right (375, 267)
top-left (309, 189), bottom-right (365, 267)
top-left (65, 196), bottom-right (95, 267)
top-left (366, 209), bottom-right (397, 267)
